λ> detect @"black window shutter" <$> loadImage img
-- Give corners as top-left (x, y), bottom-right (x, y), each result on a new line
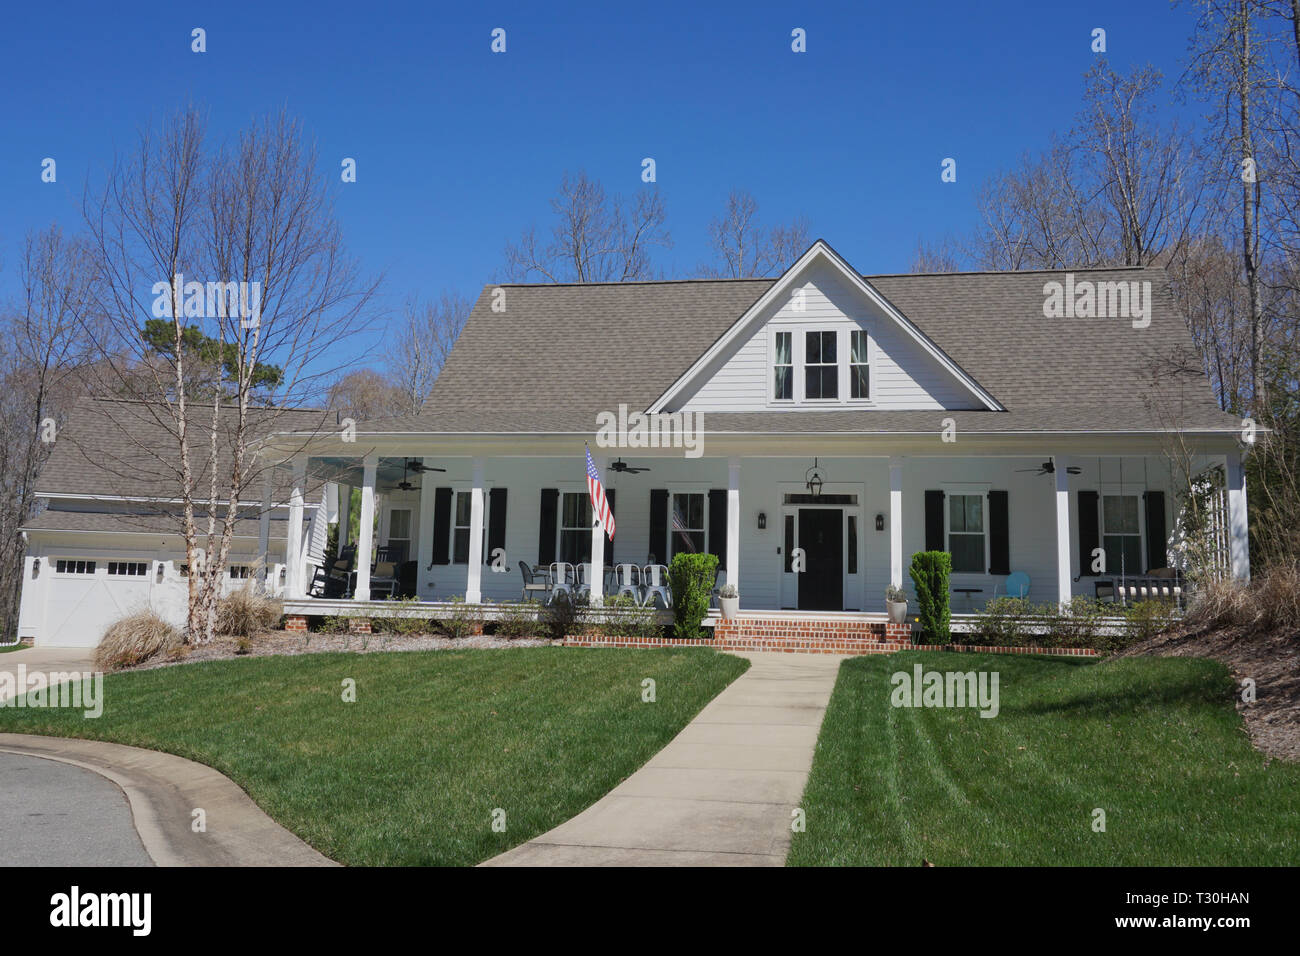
top-left (924, 490), bottom-right (945, 552)
top-left (988, 490), bottom-right (1010, 575)
top-left (538, 489), bottom-right (558, 566)
top-left (1077, 490), bottom-right (1100, 577)
top-left (649, 489), bottom-right (668, 564)
top-left (708, 489), bottom-right (727, 569)
top-left (487, 488), bottom-right (507, 564)
top-left (431, 487), bottom-right (452, 566)
top-left (1143, 491), bottom-right (1167, 570)
top-left (603, 489), bottom-right (615, 566)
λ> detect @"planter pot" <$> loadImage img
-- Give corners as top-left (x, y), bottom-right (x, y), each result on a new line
top-left (886, 600), bottom-right (908, 625)
top-left (719, 596), bottom-right (740, 619)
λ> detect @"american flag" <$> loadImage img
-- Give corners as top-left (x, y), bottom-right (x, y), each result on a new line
top-left (586, 445), bottom-right (615, 540)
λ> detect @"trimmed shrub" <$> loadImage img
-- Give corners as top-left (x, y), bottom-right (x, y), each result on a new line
top-left (373, 596), bottom-right (431, 636)
top-left (597, 594), bottom-right (663, 641)
top-left (215, 585), bottom-right (282, 638)
top-left (493, 600), bottom-right (542, 639)
top-left (439, 597), bottom-right (485, 640)
top-left (94, 610), bottom-right (183, 671)
top-left (1124, 599), bottom-right (1179, 645)
top-left (668, 552), bottom-right (719, 641)
top-left (909, 551), bottom-right (951, 644)
top-left (539, 592), bottom-right (590, 641)
top-left (974, 596), bottom-right (1035, 646)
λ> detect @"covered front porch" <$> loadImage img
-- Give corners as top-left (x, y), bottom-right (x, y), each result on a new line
top-left (258, 430), bottom-right (1251, 620)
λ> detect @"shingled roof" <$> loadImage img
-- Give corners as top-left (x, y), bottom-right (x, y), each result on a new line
top-left (34, 398), bottom-right (334, 499)
top-left (349, 260), bottom-right (1237, 436)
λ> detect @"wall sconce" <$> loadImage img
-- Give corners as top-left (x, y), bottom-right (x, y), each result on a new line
top-left (875, 513), bottom-right (885, 532)
top-left (757, 512), bottom-right (767, 530)
top-left (155, 562), bottom-right (165, 583)
top-left (32, 558), bottom-right (40, 578)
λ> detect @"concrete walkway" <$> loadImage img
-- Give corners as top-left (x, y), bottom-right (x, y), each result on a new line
top-left (0, 647), bottom-right (95, 703)
top-left (0, 734), bottom-right (336, 866)
top-left (485, 652), bottom-right (842, 866)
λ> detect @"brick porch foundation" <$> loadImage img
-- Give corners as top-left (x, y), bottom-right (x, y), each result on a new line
top-left (284, 615), bottom-right (308, 632)
top-left (564, 615), bottom-right (1101, 658)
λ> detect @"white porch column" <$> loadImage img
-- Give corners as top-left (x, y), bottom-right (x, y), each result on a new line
top-left (726, 457), bottom-right (741, 593)
top-left (889, 456), bottom-right (904, 589)
top-left (465, 457), bottom-right (485, 603)
top-left (1054, 455), bottom-right (1073, 607)
top-left (337, 483), bottom-right (352, 556)
top-left (589, 454), bottom-right (606, 606)
top-left (355, 453), bottom-right (377, 601)
top-left (286, 456), bottom-right (306, 599)
top-left (257, 468), bottom-right (272, 588)
top-left (1225, 449), bottom-right (1251, 581)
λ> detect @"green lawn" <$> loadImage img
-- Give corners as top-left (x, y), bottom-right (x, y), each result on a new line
top-left (0, 647), bottom-right (748, 866)
top-left (788, 651), bottom-right (1300, 866)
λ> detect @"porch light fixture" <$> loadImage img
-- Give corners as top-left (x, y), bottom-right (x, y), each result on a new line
top-left (757, 512), bottom-right (767, 530)
top-left (805, 458), bottom-right (826, 498)
top-left (875, 513), bottom-right (885, 532)
top-left (32, 558), bottom-right (40, 578)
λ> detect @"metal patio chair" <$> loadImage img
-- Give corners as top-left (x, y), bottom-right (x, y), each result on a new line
top-left (642, 564), bottom-right (672, 609)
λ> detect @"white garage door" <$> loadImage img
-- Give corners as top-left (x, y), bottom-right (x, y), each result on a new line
top-left (42, 560), bottom-right (155, 647)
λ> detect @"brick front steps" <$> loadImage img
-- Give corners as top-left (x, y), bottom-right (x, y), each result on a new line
top-left (565, 616), bottom-right (1101, 658)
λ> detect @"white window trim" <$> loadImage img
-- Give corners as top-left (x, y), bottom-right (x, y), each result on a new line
top-left (448, 485), bottom-right (491, 566)
top-left (941, 484), bottom-right (992, 577)
top-left (767, 324), bottom-right (875, 409)
top-left (1098, 490), bottom-right (1147, 576)
top-left (556, 488), bottom-right (594, 566)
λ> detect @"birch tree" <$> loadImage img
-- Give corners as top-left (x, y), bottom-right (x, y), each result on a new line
top-left (81, 107), bottom-right (378, 643)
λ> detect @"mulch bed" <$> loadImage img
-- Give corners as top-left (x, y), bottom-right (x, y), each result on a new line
top-left (1114, 621), bottom-right (1300, 762)
top-left (134, 630), bottom-right (556, 671)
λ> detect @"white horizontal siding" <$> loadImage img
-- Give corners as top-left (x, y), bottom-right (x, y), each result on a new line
top-left (678, 261), bottom-right (981, 413)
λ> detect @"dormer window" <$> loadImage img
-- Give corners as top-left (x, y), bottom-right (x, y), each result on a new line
top-left (850, 330), bottom-right (870, 399)
top-left (768, 326), bottom-right (872, 406)
top-left (805, 331), bottom-right (838, 399)
top-left (773, 331), bottom-right (793, 400)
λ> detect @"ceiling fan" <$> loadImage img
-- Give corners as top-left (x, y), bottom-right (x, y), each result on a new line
top-left (405, 458), bottom-right (446, 474)
top-left (396, 459), bottom-right (416, 491)
top-left (1016, 460), bottom-right (1082, 476)
top-left (395, 458), bottom-right (446, 491)
top-left (609, 458), bottom-right (651, 474)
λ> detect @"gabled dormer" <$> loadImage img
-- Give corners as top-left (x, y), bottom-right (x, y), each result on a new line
top-left (650, 240), bottom-right (1002, 414)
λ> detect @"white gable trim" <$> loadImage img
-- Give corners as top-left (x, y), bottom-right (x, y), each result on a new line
top-left (647, 240), bottom-right (1005, 413)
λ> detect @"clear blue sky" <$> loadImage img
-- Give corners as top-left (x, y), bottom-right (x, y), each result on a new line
top-left (1, 0), bottom-right (1204, 356)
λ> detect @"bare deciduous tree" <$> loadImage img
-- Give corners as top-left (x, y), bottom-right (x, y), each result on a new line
top-left (387, 292), bottom-right (472, 414)
top-left (0, 227), bottom-right (101, 634)
top-left (504, 171), bottom-right (671, 282)
top-left (700, 190), bottom-right (811, 278)
top-left (80, 107), bottom-right (379, 644)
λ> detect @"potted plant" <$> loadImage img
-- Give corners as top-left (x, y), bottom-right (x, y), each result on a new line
top-left (717, 583), bottom-right (740, 619)
top-left (885, 585), bottom-right (908, 625)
